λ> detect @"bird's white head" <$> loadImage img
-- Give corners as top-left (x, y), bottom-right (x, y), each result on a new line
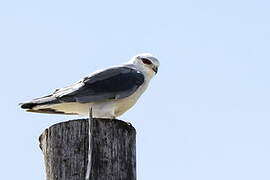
top-left (129, 53), bottom-right (160, 78)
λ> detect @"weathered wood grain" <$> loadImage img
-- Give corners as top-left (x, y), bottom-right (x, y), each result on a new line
top-left (39, 118), bottom-right (136, 180)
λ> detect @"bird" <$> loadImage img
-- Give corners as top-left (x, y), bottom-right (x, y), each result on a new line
top-left (20, 53), bottom-right (159, 118)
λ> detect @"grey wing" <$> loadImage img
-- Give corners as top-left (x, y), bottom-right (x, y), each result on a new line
top-left (55, 66), bottom-right (145, 103)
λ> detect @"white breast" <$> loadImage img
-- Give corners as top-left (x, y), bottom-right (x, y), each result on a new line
top-left (114, 80), bottom-right (149, 117)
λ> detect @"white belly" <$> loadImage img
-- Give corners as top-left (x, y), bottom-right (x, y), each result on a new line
top-left (114, 83), bottom-right (148, 116)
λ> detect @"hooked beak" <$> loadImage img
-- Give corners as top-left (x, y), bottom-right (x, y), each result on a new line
top-left (152, 66), bottom-right (158, 74)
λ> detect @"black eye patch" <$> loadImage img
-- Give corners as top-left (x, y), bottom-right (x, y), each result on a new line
top-left (141, 58), bottom-right (152, 65)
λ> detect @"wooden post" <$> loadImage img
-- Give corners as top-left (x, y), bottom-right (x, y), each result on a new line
top-left (39, 118), bottom-right (136, 180)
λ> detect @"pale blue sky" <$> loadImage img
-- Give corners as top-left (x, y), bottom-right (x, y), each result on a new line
top-left (1, 0), bottom-right (270, 179)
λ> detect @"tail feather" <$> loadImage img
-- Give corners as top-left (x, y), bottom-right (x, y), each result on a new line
top-left (20, 102), bottom-right (36, 109)
top-left (26, 108), bottom-right (77, 115)
top-left (20, 95), bottom-right (59, 110)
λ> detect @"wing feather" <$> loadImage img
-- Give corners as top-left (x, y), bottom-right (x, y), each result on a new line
top-left (56, 66), bottom-right (144, 103)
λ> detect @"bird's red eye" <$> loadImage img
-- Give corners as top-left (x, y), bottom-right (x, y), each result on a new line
top-left (141, 58), bottom-right (152, 65)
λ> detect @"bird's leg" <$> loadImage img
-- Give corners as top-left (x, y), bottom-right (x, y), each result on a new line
top-left (110, 105), bottom-right (116, 120)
